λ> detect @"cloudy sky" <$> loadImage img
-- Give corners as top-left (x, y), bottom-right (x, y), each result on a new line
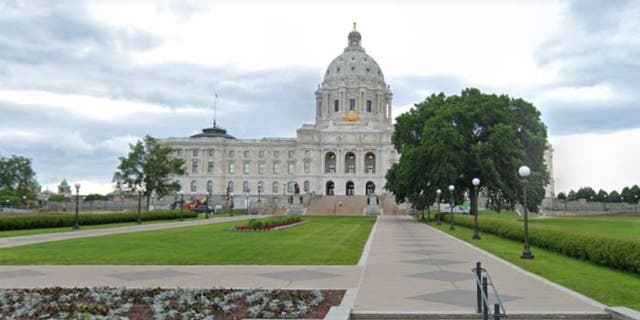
top-left (1, 0), bottom-right (639, 195)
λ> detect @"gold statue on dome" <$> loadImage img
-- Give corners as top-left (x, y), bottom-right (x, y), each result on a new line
top-left (341, 110), bottom-right (360, 122)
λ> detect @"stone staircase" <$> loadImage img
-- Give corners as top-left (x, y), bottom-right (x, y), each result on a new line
top-left (306, 195), bottom-right (369, 215)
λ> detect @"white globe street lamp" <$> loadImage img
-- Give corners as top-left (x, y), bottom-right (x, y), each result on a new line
top-left (519, 165), bottom-right (534, 259)
top-left (436, 189), bottom-right (442, 225)
top-left (448, 185), bottom-right (455, 231)
top-left (472, 178), bottom-right (481, 240)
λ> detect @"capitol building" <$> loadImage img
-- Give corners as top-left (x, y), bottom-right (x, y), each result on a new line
top-left (160, 25), bottom-right (555, 208)
top-left (161, 25), bottom-right (399, 202)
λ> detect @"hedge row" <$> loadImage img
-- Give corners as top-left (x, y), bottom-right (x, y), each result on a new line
top-left (0, 210), bottom-right (198, 231)
top-left (440, 214), bottom-right (640, 274)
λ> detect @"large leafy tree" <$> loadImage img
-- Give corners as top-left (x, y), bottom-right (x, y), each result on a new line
top-left (113, 135), bottom-right (185, 210)
top-left (385, 88), bottom-right (550, 212)
top-left (0, 155), bottom-right (40, 206)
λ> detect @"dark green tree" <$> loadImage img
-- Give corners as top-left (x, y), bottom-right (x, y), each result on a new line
top-left (84, 193), bottom-right (108, 201)
top-left (556, 192), bottom-right (566, 200)
top-left (609, 190), bottom-right (621, 202)
top-left (0, 155), bottom-right (40, 206)
top-left (113, 135), bottom-right (185, 211)
top-left (575, 187), bottom-right (597, 201)
top-left (596, 189), bottom-right (609, 202)
top-left (385, 88), bottom-right (550, 213)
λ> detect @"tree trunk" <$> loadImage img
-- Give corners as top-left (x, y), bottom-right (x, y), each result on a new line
top-left (146, 194), bottom-right (151, 212)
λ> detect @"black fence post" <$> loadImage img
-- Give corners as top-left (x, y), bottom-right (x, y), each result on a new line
top-left (476, 262), bottom-right (482, 313)
top-left (493, 303), bottom-right (501, 320)
top-left (482, 277), bottom-right (489, 320)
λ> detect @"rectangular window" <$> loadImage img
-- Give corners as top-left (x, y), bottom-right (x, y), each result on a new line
top-left (274, 151), bottom-right (279, 159)
top-left (207, 161), bottom-right (214, 174)
top-left (273, 162), bottom-right (280, 174)
top-left (229, 150), bottom-right (235, 158)
top-left (349, 98), bottom-right (356, 110)
top-left (334, 99), bottom-right (339, 112)
top-left (329, 164), bottom-right (336, 173)
top-left (288, 163), bottom-right (295, 175)
top-left (176, 149), bottom-right (184, 157)
top-left (367, 164), bottom-right (374, 174)
top-left (208, 149), bottom-right (214, 157)
top-left (304, 161), bottom-right (310, 174)
top-left (192, 160), bottom-right (198, 174)
top-left (347, 164), bottom-right (355, 174)
top-left (244, 150), bottom-right (250, 158)
top-left (193, 149), bottom-right (199, 157)
top-left (304, 149), bottom-right (310, 158)
top-left (228, 163), bottom-right (235, 174)
top-left (288, 150), bottom-right (294, 159)
top-left (243, 162), bottom-right (250, 174)
top-left (367, 100), bottom-right (372, 112)
top-left (259, 150), bottom-right (264, 158)
top-left (258, 162), bottom-right (265, 174)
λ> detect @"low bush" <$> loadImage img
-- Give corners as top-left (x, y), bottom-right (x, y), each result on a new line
top-left (0, 210), bottom-right (197, 231)
top-left (442, 214), bottom-right (640, 274)
top-left (235, 216), bottom-right (303, 231)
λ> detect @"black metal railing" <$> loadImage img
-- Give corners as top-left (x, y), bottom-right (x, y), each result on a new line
top-left (472, 262), bottom-right (507, 320)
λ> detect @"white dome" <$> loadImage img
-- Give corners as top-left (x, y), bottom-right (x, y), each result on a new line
top-left (322, 26), bottom-right (386, 89)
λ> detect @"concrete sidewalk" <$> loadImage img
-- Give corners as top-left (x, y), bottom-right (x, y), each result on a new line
top-left (353, 216), bottom-right (604, 313)
top-left (0, 215), bottom-right (264, 249)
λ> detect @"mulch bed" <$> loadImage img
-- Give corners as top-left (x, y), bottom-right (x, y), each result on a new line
top-left (0, 287), bottom-right (345, 319)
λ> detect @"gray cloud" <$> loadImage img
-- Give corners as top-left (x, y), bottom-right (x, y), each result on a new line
top-left (533, 0), bottom-right (640, 135)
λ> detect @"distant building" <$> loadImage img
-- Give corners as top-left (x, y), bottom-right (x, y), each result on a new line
top-left (58, 179), bottom-right (71, 196)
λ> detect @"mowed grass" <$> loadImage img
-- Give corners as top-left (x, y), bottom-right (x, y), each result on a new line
top-left (430, 221), bottom-right (640, 310)
top-left (479, 211), bottom-right (640, 240)
top-left (0, 216), bottom-right (375, 265)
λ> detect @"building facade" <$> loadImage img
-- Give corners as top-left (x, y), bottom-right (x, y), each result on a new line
top-left (160, 25), bottom-right (555, 204)
top-left (161, 25), bottom-right (399, 200)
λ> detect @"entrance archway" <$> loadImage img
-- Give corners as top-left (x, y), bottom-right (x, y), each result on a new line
top-left (366, 181), bottom-right (376, 195)
top-left (346, 181), bottom-right (355, 196)
top-left (326, 181), bottom-right (335, 196)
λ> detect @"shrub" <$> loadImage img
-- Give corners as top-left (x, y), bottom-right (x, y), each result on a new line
top-left (0, 210), bottom-right (197, 231)
top-left (442, 215), bottom-right (640, 274)
top-left (235, 216), bottom-right (303, 231)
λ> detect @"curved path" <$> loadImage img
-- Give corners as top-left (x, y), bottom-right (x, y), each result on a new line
top-left (0, 216), bottom-right (606, 315)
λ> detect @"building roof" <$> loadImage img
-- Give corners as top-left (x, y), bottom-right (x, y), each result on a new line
top-left (190, 125), bottom-right (236, 139)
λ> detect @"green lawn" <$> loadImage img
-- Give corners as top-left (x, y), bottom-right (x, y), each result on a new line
top-left (429, 221), bottom-right (640, 311)
top-left (0, 211), bottom-right (248, 239)
top-left (475, 211), bottom-right (640, 240)
top-left (0, 216), bottom-right (375, 265)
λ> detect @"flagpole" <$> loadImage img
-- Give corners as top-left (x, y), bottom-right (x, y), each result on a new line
top-left (213, 92), bottom-right (217, 128)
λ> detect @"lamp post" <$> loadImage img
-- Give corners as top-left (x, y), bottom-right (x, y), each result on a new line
top-left (230, 193), bottom-right (234, 216)
top-left (635, 195), bottom-right (639, 213)
top-left (73, 183), bottom-right (81, 230)
top-left (420, 190), bottom-right (425, 221)
top-left (137, 191), bottom-right (142, 224)
top-left (258, 183), bottom-right (263, 203)
top-left (519, 165), bottom-right (534, 260)
top-left (472, 178), bottom-right (481, 240)
top-left (436, 189), bottom-right (442, 225)
top-left (448, 185), bottom-right (455, 231)
top-left (206, 191), bottom-right (211, 219)
top-left (179, 191), bottom-right (184, 221)
top-left (246, 187), bottom-right (251, 215)
top-left (22, 195), bottom-right (27, 209)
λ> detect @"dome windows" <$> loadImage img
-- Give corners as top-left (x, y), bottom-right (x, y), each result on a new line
top-left (351, 66), bottom-right (355, 71)
top-left (366, 68), bottom-right (370, 72)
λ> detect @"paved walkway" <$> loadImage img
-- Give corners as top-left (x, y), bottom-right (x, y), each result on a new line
top-left (0, 215), bottom-right (263, 249)
top-left (0, 215), bottom-right (606, 314)
top-left (353, 216), bottom-right (603, 313)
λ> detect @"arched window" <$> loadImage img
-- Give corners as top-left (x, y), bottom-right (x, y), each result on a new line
top-left (207, 180), bottom-right (213, 193)
top-left (190, 180), bottom-right (197, 193)
top-left (365, 152), bottom-right (376, 174)
top-left (272, 182), bottom-right (279, 193)
top-left (325, 152), bottom-right (336, 173)
top-left (366, 181), bottom-right (376, 195)
top-left (326, 181), bottom-right (335, 196)
top-left (227, 181), bottom-right (234, 193)
top-left (243, 181), bottom-right (249, 193)
top-left (304, 180), bottom-right (310, 192)
top-left (345, 152), bottom-right (356, 174)
top-left (346, 181), bottom-right (355, 196)
top-left (288, 181), bottom-right (295, 193)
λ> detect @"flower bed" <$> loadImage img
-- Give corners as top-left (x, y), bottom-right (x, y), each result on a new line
top-left (0, 287), bottom-right (344, 319)
top-left (235, 216), bottom-right (303, 231)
